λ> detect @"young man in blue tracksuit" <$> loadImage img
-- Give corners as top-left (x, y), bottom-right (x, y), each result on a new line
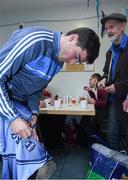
top-left (0, 26), bottom-right (100, 179)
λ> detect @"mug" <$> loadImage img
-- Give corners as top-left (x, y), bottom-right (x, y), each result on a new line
top-left (80, 100), bottom-right (88, 109)
top-left (54, 100), bottom-right (61, 109)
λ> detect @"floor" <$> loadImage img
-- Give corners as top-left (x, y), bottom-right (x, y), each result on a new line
top-left (38, 114), bottom-right (91, 179)
top-left (49, 144), bottom-right (90, 179)
top-left (0, 145), bottom-right (90, 179)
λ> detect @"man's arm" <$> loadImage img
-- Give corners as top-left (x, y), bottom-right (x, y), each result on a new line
top-left (83, 86), bottom-right (96, 99)
top-left (0, 29), bottom-right (36, 137)
top-left (0, 43), bottom-right (27, 121)
top-left (114, 80), bottom-right (128, 97)
top-left (105, 80), bottom-right (128, 97)
top-left (27, 91), bottom-right (42, 117)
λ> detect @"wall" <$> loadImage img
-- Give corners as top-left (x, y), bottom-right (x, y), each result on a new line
top-left (0, 0), bottom-right (128, 96)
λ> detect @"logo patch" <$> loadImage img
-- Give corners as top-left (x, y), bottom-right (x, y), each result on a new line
top-left (11, 132), bottom-right (21, 144)
top-left (24, 140), bottom-right (36, 152)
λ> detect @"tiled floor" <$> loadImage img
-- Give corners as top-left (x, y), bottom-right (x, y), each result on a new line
top-left (49, 145), bottom-right (90, 179)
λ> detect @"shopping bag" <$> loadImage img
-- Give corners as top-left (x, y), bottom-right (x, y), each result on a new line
top-left (90, 143), bottom-right (128, 179)
top-left (86, 166), bottom-right (104, 179)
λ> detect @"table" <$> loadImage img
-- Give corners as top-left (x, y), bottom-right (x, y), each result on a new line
top-left (39, 103), bottom-right (95, 116)
top-left (39, 103), bottom-right (95, 148)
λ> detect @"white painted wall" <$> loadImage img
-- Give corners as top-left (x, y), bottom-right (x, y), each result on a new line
top-left (0, 0), bottom-right (128, 96)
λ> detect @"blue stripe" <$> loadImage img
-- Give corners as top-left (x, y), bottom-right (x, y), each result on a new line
top-left (3, 153), bottom-right (52, 165)
top-left (2, 154), bottom-right (16, 159)
top-left (16, 157), bottom-right (52, 166)
top-left (1, 33), bottom-right (53, 75)
top-left (0, 88), bottom-right (15, 118)
top-left (25, 65), bottom-right (51, 81)
top-left (0, 31), bottom-right (53, 68)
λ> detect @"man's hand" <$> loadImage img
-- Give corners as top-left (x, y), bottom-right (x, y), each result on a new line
top-left (98, 78), bottom-right (106, 88)
top-left (123, 99), bottom-right (128, 112)
top-left (105, 84), bottom-right (116, 94)
top-left (83, 86), bottom-right (91, 92)
top-left (10, 118), bottom-right (32, 139)
top-left (39, 100), bottom-right (46, 108)
top-left (31, 115), bottom-right (39, 141)
top-left (32, 128), bottom-right (39, 141)
top-left (31, 114), bottom-right (37, 127)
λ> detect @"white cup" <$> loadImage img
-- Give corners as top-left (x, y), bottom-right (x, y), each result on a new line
top-left (54, 100), bottom-right (61, 109)
top-left (80, 100), bottom-right (88, 109)
top-left (44, 98), bottom-right (51, 107)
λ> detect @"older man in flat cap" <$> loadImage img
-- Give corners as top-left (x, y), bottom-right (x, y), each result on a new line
top-left (99, 13), bottom-right (128, 151)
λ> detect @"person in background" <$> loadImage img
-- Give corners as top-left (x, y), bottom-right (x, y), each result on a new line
top-left (84, 73), bottom-right (107, 108)
top-left (99, 13), bottom-right (128, 151)
top-left (81, 73), bottom-right (107, 142)
top-left (0, 26), bottom-right (100, 179)
top-left (39, 87), bottom-right (53, 108)
top-left (61, 118), bottom-right (78, 147)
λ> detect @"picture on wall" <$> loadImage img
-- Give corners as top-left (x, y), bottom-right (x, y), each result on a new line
top-left (60, 63), bottom-right (94, 72)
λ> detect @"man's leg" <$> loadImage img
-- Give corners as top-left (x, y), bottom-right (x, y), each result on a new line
top-left (29, 160), bottom-right (56, 179)
top-left (107, 104), bottom-right (120, 150)
top-left (123, 118), bottom-right (128, 152)
top-left (36, 160), bottom-right (56, 179)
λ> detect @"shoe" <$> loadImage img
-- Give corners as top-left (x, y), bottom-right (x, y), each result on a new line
top-left (36, 160), bottom-right (56, 179)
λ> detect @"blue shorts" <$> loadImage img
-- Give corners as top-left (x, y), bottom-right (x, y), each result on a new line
top-left (0, 100), bottom-right (52, 179)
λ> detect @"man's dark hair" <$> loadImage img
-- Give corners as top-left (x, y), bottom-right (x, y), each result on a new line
top-left (66, 27), bottom-right (100, 64)
top-left (91, 73), bottom-right (102, 82)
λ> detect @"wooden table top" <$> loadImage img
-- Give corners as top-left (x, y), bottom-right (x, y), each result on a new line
top-left (39, 103), bottom-right (95, 116)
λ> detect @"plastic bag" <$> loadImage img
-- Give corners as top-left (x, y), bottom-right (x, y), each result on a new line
top-left (89, 143), bottom-right (128, 179)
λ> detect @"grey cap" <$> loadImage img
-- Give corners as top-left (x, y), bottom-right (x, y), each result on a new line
top-left (101, 13), bottom-right (127, 24)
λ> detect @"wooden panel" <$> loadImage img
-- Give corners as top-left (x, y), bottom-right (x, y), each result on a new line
top-left (60, 63), bottom-right (95, 72)
top-left (66, 64), bottom-right (84, 72)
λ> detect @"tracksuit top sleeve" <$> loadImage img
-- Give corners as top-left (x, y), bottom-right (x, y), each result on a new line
top-left (0, 29), bottom-right (28, 121)
top-left (27, 91), bottom-right (42, 115)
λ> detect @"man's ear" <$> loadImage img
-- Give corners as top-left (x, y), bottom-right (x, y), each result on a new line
top-left (121, 22), bottom-right (126, 32)
top-left (94, 78), bottom-right (98, 84)
top-left (69, 34), bottom-right (79, 41)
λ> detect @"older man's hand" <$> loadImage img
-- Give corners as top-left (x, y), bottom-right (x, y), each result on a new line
top-left (105, 84), bottom-right (116, 94)
top-left (98, 78), bottom-right (106, 88)
top-left (123, 98), bottom-right (128, 113)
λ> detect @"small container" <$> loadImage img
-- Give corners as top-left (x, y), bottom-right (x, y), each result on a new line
top-left (54, 100), bottom-right (61, 109)
top-left (75, 96), bottom-right (80, 104)
top-left (71, 97), bottom-right (76, 104)
top-left (80, 100), bottom-right (88, 109)
top-left (64, 96), bottom-right (70, 104)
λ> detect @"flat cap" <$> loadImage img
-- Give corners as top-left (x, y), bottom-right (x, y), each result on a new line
top-left (101, 13), bottom-right (127, 24)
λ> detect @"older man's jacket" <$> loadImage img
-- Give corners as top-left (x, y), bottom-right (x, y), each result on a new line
top-left (103, 34), bottom-right (128, 121)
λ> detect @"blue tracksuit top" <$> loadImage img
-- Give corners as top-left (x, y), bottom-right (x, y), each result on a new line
top-left (0, 26), bottom-right (64, 122)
